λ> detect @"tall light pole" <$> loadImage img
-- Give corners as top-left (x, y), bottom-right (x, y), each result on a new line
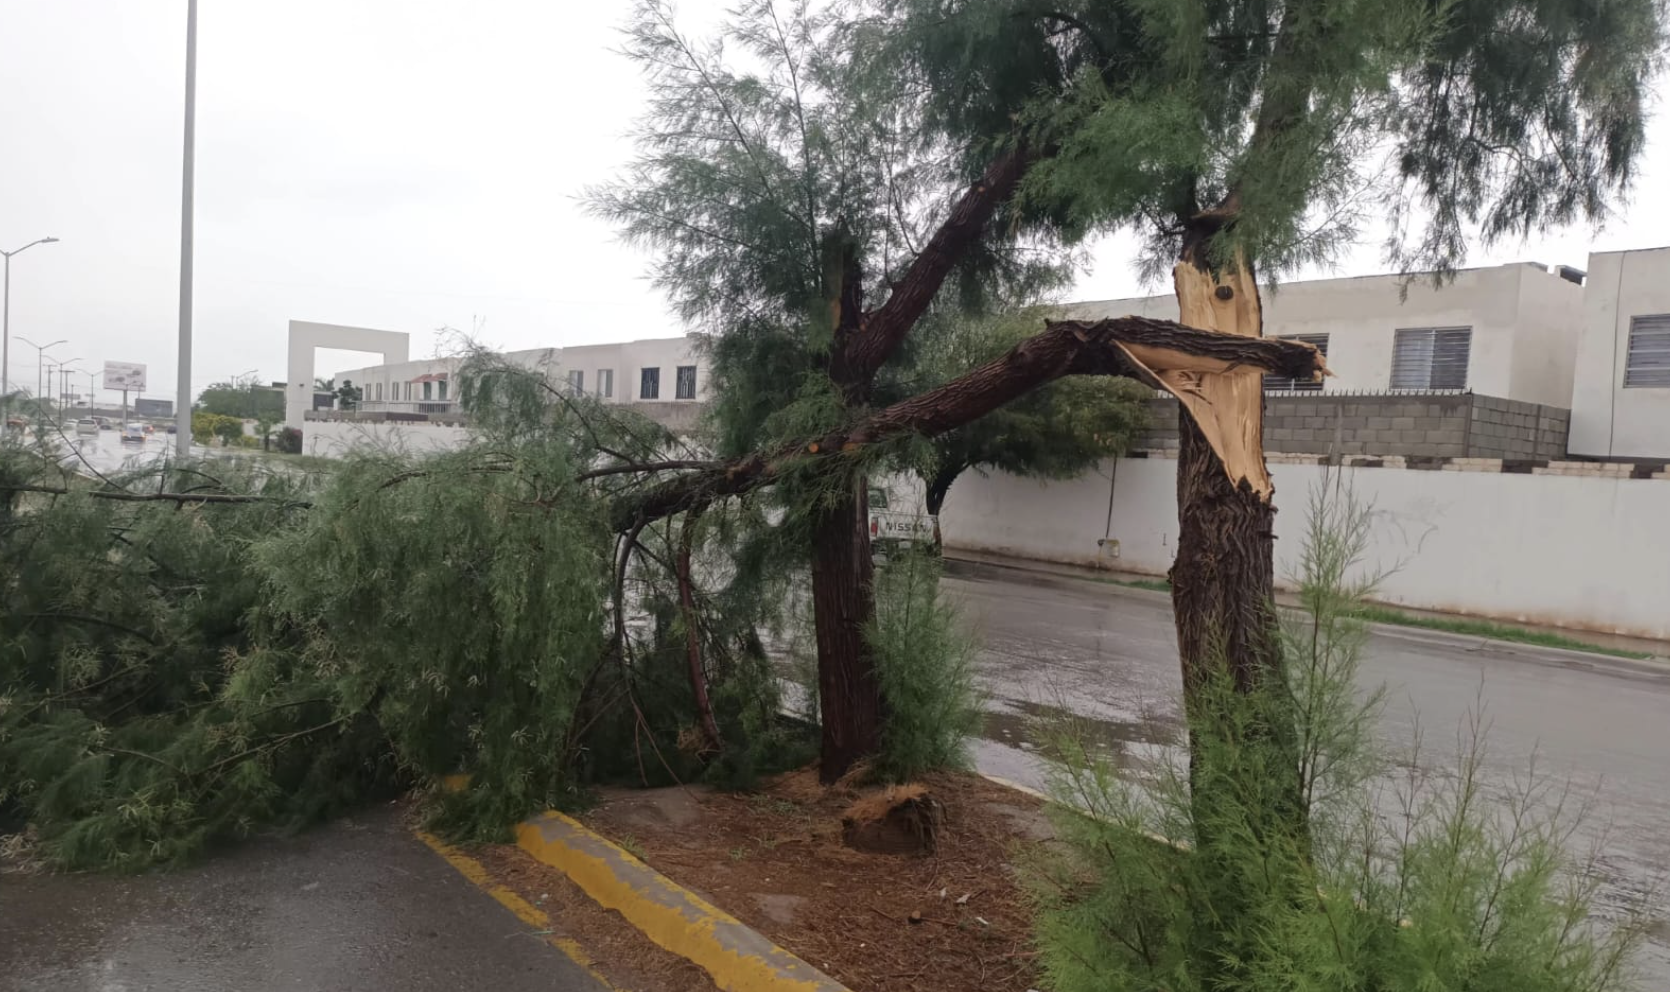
top-left (86, 369), bottom-right (102, 416)
top-left (175, 0), bottom-right (198, 458)
top-left (14, 336), bottom-right (67, 406)
top-left (48, 357), bottom-right (80, 416)
top-left (2, 237), bottom-right (61, 417)
top-left (58, 363), bottom-right (82, 413)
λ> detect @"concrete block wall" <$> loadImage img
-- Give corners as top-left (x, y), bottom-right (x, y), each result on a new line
top-left (1467, 396), bottom-right (1570, 460)
top-left (1134, 393), bottom-right (1569, 460)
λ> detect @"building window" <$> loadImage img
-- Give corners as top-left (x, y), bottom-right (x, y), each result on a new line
top-left (376, 383), bottom-right (383, 401)
top-left (675, 365), bottom-right (697, 400)
top-left (1264, 334), bottom-right (1328, 392)
top-left (597, 368), bottom-right (614, 399)
top-left (1624, 314), bottom-right (1670, 388)
top-left (438, 378), bottom-right (448, 400)
top-left (1390, 327), bottom-right (1471, 390)
top-left (423, 380), bottom-right (433, 400)
top-left (640, 367), bottom-right (660, 400)
top-left (567, 369), bottom-right (584, 394)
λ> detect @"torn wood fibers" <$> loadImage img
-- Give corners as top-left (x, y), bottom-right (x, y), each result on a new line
top-left (1108, 255), bottom-right (1326, 499)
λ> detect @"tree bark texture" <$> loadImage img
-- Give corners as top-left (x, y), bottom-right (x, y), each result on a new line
top-left (1166, 251), bottom-right (1283, 692)
top-left (810, 473), bottom-right (885, 782)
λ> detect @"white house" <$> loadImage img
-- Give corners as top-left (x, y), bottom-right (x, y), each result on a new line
top-left (1072, 261), bottom-right (1586, 405)
top-left (331, 335), bottom-right (709, 417)
top-left (1568, 246), bottom-right (1670, 460)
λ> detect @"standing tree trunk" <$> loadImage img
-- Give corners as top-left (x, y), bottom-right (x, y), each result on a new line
top-left (810, 472), bottom-right (885, 782)
top-left (1167, 238), bottom-right (1306, 849)
top-left (923, 459), bottom-right (963, 554)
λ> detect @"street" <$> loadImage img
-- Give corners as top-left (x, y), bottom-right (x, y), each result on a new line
top-left (0, 807), bottom-right (604, 992)
top-left (948, 559), bottom-right (1670, 980)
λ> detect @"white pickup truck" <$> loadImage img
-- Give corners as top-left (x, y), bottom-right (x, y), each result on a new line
top-left (867, 486), bottom-right (936, 554)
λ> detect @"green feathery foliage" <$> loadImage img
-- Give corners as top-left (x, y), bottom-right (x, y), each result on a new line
top-left (870, 0), bottom-right (1663, 281)
top-left (1030, 480), bottom-right (1646, 991)
top-left (864, 549), bottom-right (983, 781)
top-left (0, 359), bottom-right (810, 869)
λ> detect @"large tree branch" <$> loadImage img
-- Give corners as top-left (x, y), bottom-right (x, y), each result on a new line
top-left (846, 145), bottom-right (1032, 379)
top-left (610, 316), bottom-right (1324, 530)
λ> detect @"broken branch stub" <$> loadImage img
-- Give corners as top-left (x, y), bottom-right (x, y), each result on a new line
top-left (1105, 261), bottom-right (1327, 499)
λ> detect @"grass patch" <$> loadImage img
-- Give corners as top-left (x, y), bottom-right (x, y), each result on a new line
top-left (1346, 605), bottom-right (1651, 660)
top-left (1110, 577), bottom-right (1171, 593)
top-left (1083, 574), bottom-right (1651, 661)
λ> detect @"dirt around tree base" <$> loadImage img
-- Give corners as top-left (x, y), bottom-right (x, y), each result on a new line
top-left (581, 768), bottom-right (1053, 992)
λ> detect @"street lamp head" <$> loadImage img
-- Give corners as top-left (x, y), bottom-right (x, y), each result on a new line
top-left (42, 237), bottom-right (60, 244)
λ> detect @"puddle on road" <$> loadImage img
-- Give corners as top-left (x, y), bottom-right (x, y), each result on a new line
top-left (981, 696), bottom-right (1183, 773)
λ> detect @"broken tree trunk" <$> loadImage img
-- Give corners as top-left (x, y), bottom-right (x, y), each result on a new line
top-left (1166, 242), bottom-right (1307, 849)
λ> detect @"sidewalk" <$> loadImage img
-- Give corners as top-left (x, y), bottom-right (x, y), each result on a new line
top-left (943, 547), bottom-right (1670, 668)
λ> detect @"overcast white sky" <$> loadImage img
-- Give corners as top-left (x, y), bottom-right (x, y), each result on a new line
top-left (3, 1), bottom-right (1666, 403)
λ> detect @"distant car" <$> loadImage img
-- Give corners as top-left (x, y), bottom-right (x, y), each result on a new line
top-left (868, 486), bottom-right (936, 556)
top-left (142, 424), bottom-right (154, 435)
top-left (74, 419), bottom-right (99, 436)
top-left (99, 421), bottom-right (115, 431)
top-left (165, 424), bottom-right (177, 434)
top-left (120, 423), bottom-right (146, 442)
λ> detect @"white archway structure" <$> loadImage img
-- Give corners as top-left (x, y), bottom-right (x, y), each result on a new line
top-left (286, 320), bottom-right (409, 427)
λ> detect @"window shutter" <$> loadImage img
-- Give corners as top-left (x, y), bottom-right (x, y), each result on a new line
top-left (1264, 334), bottom-right (1328, 391)
top-left (1625, 315), bottom-right (1670, 388)
top-left (1391, 327), bottom-right (1471, 390)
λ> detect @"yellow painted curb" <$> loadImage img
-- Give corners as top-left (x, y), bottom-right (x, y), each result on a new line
top-left (515, 811), bottom-right (849, 992)
top-left (416, 830), bottom-right (623, 991)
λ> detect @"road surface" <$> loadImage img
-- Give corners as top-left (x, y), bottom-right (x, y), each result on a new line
top-left (948, 559), bottom-right (1670, 980)
top-left (0, 807), bottom-right (604, 992)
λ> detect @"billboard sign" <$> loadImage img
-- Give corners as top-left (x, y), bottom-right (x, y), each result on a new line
top-left (104, 361), bottom-right (147, 392)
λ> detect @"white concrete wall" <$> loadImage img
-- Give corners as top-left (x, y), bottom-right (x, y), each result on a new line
top-left (941, 459), bottom-right (1670, 641)
top-left (1509, 266), bottom-right (1585, 406)
top-left (1569, 247), bottom-right (1670, 459)
top-left (1071, 263), bottom-right (1583, 402)
top-left (303, 420), bottom-right (472, 458)
top-left (285, 321), bottom-right (409, 427)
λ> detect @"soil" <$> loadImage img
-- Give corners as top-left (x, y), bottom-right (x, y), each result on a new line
top-left (576, 768), bottom-right (1053, 992)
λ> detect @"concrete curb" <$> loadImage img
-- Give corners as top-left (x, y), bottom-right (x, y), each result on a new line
top-left (515, 810), bottom-right (850, 992)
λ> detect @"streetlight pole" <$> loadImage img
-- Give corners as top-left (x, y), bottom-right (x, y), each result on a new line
top-left (48, 358), bottom-right (79, 418)
top-left (58, 364), bottom-right (82, 413)
top-left (2, 237), bottom-right (61, 417)
top-left (14, 336), bottom-right (67, 407)
top-left (175, 0), bottom-right (198, 458)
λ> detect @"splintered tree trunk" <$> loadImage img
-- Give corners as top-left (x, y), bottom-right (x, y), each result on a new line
top-left (1167, 243), bottom-right (1306, 846)
top-left (810, 473), bottom-right (885, 782)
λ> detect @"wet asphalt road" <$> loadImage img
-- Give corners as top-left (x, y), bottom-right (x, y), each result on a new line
top-left (0, 807), bottom-right (601, 992)
top-left (947, 559), bottom-right (1670, 981)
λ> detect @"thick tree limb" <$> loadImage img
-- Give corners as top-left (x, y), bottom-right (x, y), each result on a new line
top-left (846, 145), bottom-right (1032, 379)
top-left (610, 316), bottom-right (1325, 531)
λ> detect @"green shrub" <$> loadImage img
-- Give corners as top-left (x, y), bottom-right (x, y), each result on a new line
top-left (276, 426), bottom-right (303, 454)
top-left (865, 548), bottom-right (982, 781)
top-left (1030, 480), bottom-right (1645, 992)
